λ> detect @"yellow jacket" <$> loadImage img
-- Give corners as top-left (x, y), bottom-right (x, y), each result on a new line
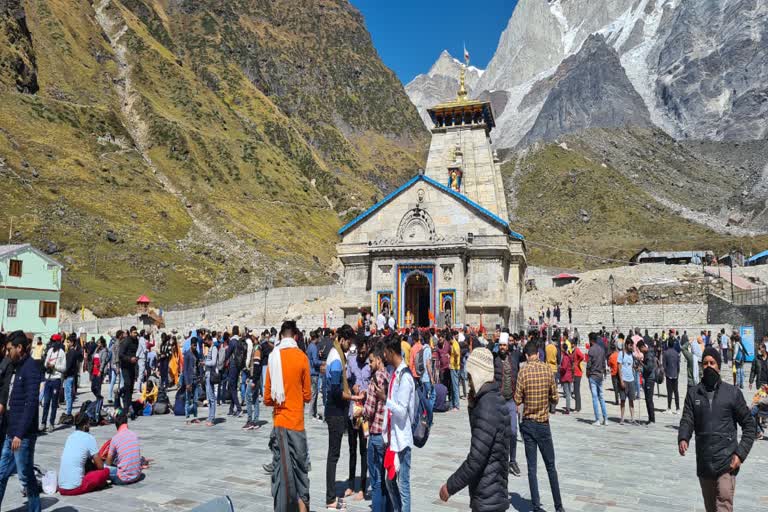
top-left (545, 343), bottom-right (558, 372)
top-left (450, 340), bottom-right (461, 370)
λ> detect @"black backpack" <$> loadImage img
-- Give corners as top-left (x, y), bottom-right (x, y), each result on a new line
top-left (86, 398), bottom-right (104, 426)
top-left (233, 338), bottom-right (248, 370)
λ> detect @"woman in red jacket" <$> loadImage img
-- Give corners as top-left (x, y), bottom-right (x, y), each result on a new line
top-left (559, 345), bottom-right (574, 414)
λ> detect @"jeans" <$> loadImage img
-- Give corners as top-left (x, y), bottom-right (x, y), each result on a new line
top-left (367, 433), bottom-right (389, 512)
top-left (520, 420), bottom-right (562, 512)
top-left (41, 379), bottom-right (61, 426)
top-left (385, 447), bottom-right (411, 512)
top-left (320, 372), bottom-right (327, 409)
top-left (666, 377), bottom-right (680, 410)
top-left (644, 383), bottom-right (656, 423)
top-left (736, 366), bottom-right (745, 388)
top-left (347, 418), bottom-right (367, 492)
top-left (450, 369), bottom-right (460, 409)
top-left (228, 373), bottom-right (241, 414)
top-left (246, 377), bottom-right (260, 423)
top-left (561, 382), bottom-right (572, 412)
top-left (108, 367), bottom-right (120, 402)
top-left (240, 370), bottom-right (248, 404)
top-left (573, 375), bottom-right (582, 411)
top-left (422, 380), bottom-right (435, 414)
top-left (135, 359), bottom-right (146, 391)
top-left (325, 415), bottom-right (346, 504)
top-left (185, 383), bottom-right (198, 419)
top-left (589, 377), bottom-right (608, 422)
top-left (504, 399), bottom-right (518, 463)
top-left (64, 376), bottom-right (74, 416)
top-left (0, 435), bottom-right (40, 512)
top-left (309, 375), bottom-right (319, 417)
top-left (206, 374), bottom-right (216, 423)
top-left (459, 367), bottom-right (467, 398)
top-left (107, 465), bottom-right (138, 485)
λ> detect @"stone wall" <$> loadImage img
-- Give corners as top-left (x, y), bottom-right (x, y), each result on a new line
top-left (563, 303), bottom-right (731, 333)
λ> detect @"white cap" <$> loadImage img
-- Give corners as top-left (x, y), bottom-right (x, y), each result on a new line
top-left (499, 332), bottom-right (510, 346)
top-left (458, 332), bottom-right (465, 342)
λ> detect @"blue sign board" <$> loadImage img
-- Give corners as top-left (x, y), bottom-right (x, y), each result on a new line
top-left (739, 326), bottom-right (755, 363)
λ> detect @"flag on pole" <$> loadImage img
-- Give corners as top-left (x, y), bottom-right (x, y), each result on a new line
top-left (463, 45), bottom-right (470, 65)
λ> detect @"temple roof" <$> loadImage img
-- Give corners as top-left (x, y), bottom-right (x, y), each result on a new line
top-left (427, 98), bottom-right (496, 130)
top-left (338, 173), bottom-right (523, 240)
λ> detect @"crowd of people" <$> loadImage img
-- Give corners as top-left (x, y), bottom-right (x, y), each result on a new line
top-left (0, 316), bottom-right (765, 512)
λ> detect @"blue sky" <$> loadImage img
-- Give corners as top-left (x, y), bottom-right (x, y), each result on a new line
top-left (351, 0), bottom-right (518, 84)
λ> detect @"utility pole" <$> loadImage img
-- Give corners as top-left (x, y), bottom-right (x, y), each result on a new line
top-left (609, 274), bottom-right (615, 327)
top-left (729, 250), bottom-right (735, 302)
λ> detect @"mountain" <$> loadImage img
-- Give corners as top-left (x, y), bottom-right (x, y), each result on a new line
top-left (405, 50), bottom-right (483, 128)
top-left (410, 0), bottom-right (768, 148)
top-left (0, 0), bottom-right (427, 315)
top-left (520, 34), bottom-right (652, 147)
top-left (406, 0), bottom-right (768, 237)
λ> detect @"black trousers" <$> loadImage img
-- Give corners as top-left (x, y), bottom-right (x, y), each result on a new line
top-left (228, 373), bottom-right (241, 413)
top-left (520, 420), bottom-right (563, 511)
top-left (91, 375), bottom-right (103, 400)
top-left (644, 383), bottom-right (655, 423)
top-left (347, 418), bottom-right (368, 492)
top-left (326, 415), bottom-right (346, 504)
top-left (122, 367), bottom-right (135, 411)
top-left (611, 375), bottom-right (620, 405)
top-left (666, 377), bottom-right (680, 410)
top-left (159, 358), bottom-right (169, 389)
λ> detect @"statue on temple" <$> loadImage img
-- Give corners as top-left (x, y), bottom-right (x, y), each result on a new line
top-left (449, 169), bottom-right (462, 192)
top-left (405, 310), bottom-right (414, 328)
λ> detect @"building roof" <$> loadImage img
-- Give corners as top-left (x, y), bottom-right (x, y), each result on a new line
top-left (337, 173), bottom-right (524, 240)
top-left (746, 249), bottom-right (768, 264)
top-left (636, 250), bottom-right (713, 260)
top-left (553, 273), bottom-right (579, 280)
top-left (0, 243), bottom-right (63, 267)
top-left (136, 295), bottom-right (151, 304)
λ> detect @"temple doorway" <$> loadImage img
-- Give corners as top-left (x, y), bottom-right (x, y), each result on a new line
top-left (404, 272), bottom-right (431, 327)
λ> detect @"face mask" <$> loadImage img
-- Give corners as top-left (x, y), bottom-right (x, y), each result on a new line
top-left (702, 366), bottom-right (720, 390)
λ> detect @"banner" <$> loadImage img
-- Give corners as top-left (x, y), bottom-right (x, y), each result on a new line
top-left (739, 325), bottom-right (755, 363)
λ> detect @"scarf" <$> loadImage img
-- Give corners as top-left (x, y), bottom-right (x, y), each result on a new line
top-left (328, 340), bottom-right (351, 397)
top-left (269, 337), bottom-right (298, 405)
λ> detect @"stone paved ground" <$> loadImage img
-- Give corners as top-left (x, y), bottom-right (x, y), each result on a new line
top-left (4, 369), bottom-right (767, 512)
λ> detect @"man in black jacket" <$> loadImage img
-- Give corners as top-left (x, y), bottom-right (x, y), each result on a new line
top-left (678, 347), bottom-right (755, 512)
top-left (440, 347), bottom-right (510, 511)
top-left (638, 341), bottom-right (656, 424)
top-left (494, 332), bottom-right (521, 477)
top-left (118, 326), bottom-right (140, 412)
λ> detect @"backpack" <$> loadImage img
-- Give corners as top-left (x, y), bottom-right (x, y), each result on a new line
top-left (399, 368), bottom-right (431, 448)
top-left (173, 388), bottom-right (186, 416)
top-left (736, 343), bottom-right (747, 365)
top-left (86, 398), bottom-right (103, 426)
top-left (413, 345), bottom-right (425, 379)
top-left (233, 339), bottom-right (247, 370)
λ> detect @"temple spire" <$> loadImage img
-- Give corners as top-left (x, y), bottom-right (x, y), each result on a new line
top-left (456, 44), bottom-right (470, 102)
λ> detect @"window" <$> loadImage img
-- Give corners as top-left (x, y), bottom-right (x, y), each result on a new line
top-left (9, 259), bottom-right (22, 277)
top-left (7, 299), bottom-right (17, 318)
top-left (39, 301), bottom-right (57, 318)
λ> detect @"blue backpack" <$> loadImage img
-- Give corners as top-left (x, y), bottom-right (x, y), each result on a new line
top-left (399, 368), bottom-right (432, 447)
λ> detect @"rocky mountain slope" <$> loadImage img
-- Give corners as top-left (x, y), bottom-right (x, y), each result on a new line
top-left (0, 0), bottom-right (427, 315)
top-left (404, 50), bottom-right (483, 128)
top-left (408, 0), bottom-right (768, 237)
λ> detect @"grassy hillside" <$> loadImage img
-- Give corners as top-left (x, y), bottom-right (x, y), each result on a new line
top-left (504, 143), bottom-right (768, 269)
top-left (0, 0), bottom-right (427, 315)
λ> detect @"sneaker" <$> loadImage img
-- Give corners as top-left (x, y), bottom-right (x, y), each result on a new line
top-left (262, 463), bottom-right (273, 473)
top-left (509, 462), bottom-right (521, 477)
top-left (242, 421), bottom-right (252, 430)
top-left (673, 410), bottom-right (680, 415)
top-left (46, 424), bottom-right (54, 433)
top-left (601, 418), bottom-right (607, 426)
top-left (227, 411), bottom-right (234, 416)
top-left (592, 420), bottom-right (601, 426)
top-left (250, 423), bottom-right (262, 431)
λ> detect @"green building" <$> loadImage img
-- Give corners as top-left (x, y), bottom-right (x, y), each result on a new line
top-left (0, 244), bottom-right (63, 337)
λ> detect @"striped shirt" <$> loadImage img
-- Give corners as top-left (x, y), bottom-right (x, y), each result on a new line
top-left (109, 426), bottom-right (141, 482)
top-left (363, 368), bottom-right (389, 435)
top-left (514, 359), bottom-right (558, 423)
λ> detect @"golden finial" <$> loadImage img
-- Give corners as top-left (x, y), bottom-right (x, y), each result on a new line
top-left (457, 66), bottom-right (468, 102)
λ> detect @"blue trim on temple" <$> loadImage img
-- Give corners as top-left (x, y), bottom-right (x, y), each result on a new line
top-left (338, 174), bottom-right (524, 240)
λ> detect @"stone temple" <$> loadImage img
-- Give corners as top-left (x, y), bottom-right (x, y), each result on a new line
top-left (337, 65), bottom-right (527, 330)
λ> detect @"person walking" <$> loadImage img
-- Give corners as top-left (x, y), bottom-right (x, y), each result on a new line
top-left (63, 335), bottom-right (83, 420)
top-left (514, 341), bottom-right (564, 512)
top-left (638, 341), bottom-right (656, 425)
top-left (749, 342), bottom-right (768, 390)
top-left (678, 347), bottom-right (755, 512)
top-left (559, 345), bottom-right (573, 414)
top-left (345, 340), bottom-right (370, 501)
top-left (0, 331), bottom-right (42, 512)
top-left (383, 336), bottom-right (416, 512)
top-left (183, 340), bottom-right (199, 423)
top-left (363, 345), bottom-right (390, 512)
top-left (244, 340), bottom-right (262, 430)
top-left (587, 332), bottom-right (608, 426)
top-left (226, 327), bottom-right (244, 417)
top-left (158, 333), bottom-right (172, 390)
top-left (118, 327), bottom-right (139, 413)
top-left (544, 338), bottom-right (558, 414)
top-left (40, 335), bottom-right (66, 432)
top-left (108, 331), bottom-right (123, 405)
top-left (203, 335), bottom-right (218, 427)
top-left (264, 320), bottom-right (312, 512)
top-left (608, 339), bottom-right (620, 406)
top-left (494, 332), bottom-right (521, 477)
top-left (439, 348), bottom-right (510, 511)
top-left (663, 339), bottom-right (681, 414)
top-left (307, 333), bottom-right (322, 420)
top-left (449, 333), bottom-right (461, 411)
top-left (617, 337), bottom-right (637, 425)
top-left (571, 338), bottom-right (585, 412)
top-left (325, 325), bottom-right (355, 510)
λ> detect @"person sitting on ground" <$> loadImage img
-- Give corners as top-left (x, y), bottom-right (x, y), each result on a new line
top-left (58, 412), bottom-right (109, 496)
top-left (105, 409), bottom-right (143, 485)
top-left (140, 380), bottom-right (158, 406)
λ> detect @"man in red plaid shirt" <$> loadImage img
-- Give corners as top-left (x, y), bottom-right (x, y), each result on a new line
top-left (364, 344), bottom-right (390, 512)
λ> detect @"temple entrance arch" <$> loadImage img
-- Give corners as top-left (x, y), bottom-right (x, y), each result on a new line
top-left (397, 264), bottom-right (435, 328)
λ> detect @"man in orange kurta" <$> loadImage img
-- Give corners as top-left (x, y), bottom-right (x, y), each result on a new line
top-left (264, 320), bottom-right (312, 512)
